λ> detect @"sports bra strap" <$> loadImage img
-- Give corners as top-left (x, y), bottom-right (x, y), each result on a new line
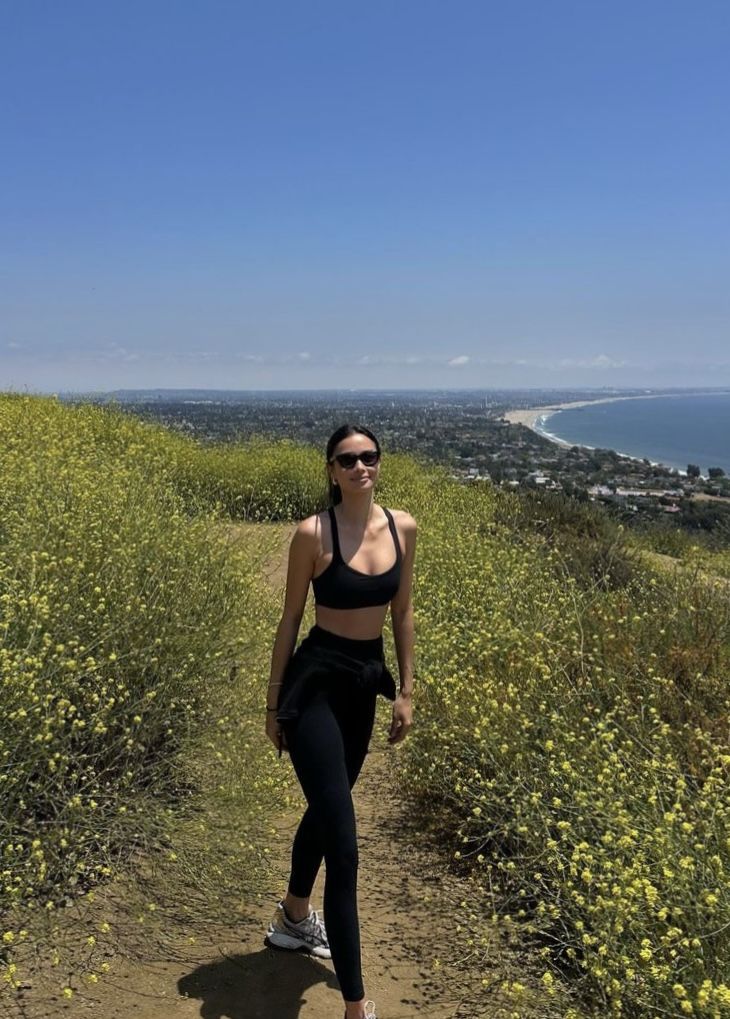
top-left (327, 506), bottom-right (342, 562)
top-left (383, 508), bottom-right (402, 561)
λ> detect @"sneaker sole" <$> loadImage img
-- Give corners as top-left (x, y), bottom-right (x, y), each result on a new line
top-left (265, 928), bottom-right (331, 959)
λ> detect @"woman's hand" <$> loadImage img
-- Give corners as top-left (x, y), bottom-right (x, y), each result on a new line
top-left (387, 693), bottom-right (413, 745)
top-left (265, 713), bottom-right (288, 753)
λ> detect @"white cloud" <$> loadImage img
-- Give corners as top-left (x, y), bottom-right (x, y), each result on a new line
top-left (347, 353), bottom-right (429, 367)
top-left (448, 355), bottom-right (470, 367)
top-left (233, 352), bottom-right (265, 362)
top-left (96, 344), bottom-right (141, 362)
top-left (555, 353), bottom-right (628, 370)
top-left (179, 350), bottom-right (219, 361)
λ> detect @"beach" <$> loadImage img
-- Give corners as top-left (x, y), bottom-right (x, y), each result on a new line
top-left (505, 391), bottom-right (664, 432)
top-left (500, 391), bottom-right (730, 474)
top-left (500, 396), bottom-right (649, 448)
top-left (502, 392), bottom-right (730, 448)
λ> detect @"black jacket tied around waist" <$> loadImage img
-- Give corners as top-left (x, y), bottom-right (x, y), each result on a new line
top-left (275, 639), bottom-right (397, 734)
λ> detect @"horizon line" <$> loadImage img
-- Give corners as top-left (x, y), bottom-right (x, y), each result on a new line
top-left (6, 384), bottom-right (730, 398)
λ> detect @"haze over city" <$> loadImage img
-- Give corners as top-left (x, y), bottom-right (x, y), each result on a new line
top-left (2, 1), bottom-right (729, 392)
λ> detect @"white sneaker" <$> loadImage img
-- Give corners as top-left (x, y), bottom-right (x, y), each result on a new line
top-left (265, 899), bottom-right (331, 959)
top-left (344, 1002), bottom-right (377, 1019)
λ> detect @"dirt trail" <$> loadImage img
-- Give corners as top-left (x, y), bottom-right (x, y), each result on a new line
top-left (28, 747), bottom-right (482, 1019)
top-left (8, 522), bottom-right (510, 1019)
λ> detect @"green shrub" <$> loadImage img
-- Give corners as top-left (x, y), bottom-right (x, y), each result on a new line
top-left (0, 395), bottom-right (264, 989)
top-left (399, 478), bottom-right (730, 1016)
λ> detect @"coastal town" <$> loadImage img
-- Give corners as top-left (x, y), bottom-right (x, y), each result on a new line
top-left (492, 396), bottom-right (729, 519)
top-left (73, 386), bottom-right (730, 538)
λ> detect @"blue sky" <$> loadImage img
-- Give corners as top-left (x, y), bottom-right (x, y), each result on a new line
top-left (2, 0), bottom-right (729, 391)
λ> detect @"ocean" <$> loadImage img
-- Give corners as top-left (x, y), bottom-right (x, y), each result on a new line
top-left (535, 392), bottom-right (730, 476)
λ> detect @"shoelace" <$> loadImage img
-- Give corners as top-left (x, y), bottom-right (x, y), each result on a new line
top-left (305, 908), bottom-right (328, 945)
top-left (344, 1002), bottom-right (377, 1019)
top-left (286, 906), bottom-right (328, 946)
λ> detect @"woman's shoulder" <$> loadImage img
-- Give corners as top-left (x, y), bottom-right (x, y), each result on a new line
top-left (381, 506), bottom-right (417, 532)
top-left (293, 509), bottom-right (337, 552)
top-left (295, 509), bottom-right (329, 537)
top-left (287, 513), bottom-right (330, 568)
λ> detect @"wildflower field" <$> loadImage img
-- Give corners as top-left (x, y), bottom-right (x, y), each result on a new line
top-left (2, 393), bottom-right (730, 1017)
top-left (385, 484), bottom-right (730, 1017)
top-left (0, 395), bottom-right (290, 995)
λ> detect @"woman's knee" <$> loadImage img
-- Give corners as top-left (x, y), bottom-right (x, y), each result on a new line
top-left (319, 806), bottom-right (358, 867)
top-left (325, 836), bottom-right (359, 884)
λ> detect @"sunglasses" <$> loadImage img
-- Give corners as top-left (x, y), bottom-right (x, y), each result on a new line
top-left (330, 449), bottom-right (381, 469)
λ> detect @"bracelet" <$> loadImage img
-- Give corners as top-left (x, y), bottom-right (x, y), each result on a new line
top-left (266, 707), bottom-right (278, 712)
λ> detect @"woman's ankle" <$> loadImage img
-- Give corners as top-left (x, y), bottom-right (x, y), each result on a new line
top-left (282, 891), bottom-right (310, 923)
top-left (344, 996), bottom-right (366, 1019)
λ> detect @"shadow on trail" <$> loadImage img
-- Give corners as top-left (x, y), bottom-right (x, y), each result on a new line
top-left (178, 947), bottom-right (340, 1019)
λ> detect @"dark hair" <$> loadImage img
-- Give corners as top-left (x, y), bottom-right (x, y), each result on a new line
top-left (325, 424), bottom-right (381, 506)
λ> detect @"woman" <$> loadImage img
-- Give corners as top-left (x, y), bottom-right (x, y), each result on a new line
top-left (264, 424), bottom-right (416, 1019)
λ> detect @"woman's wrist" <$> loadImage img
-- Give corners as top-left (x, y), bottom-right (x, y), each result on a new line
top-left (266, 680), bottom-right (282, 708)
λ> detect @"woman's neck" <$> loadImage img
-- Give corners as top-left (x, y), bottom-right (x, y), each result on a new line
top-left (336, 493), bottom-right (376, 528)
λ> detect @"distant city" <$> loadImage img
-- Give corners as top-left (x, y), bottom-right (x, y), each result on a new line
top-left (62, 386), bottom-right (730, 542)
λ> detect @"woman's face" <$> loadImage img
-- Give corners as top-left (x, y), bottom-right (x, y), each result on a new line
top-left (328, 433), bottom-right (381, 494)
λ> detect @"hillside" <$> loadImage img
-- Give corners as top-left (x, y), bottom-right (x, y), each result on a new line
top-left (3, 393), bottom-right (730, 1018)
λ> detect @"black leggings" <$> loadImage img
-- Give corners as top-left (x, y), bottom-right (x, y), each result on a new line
top-left (281, 631), bottom-right (380, 1003)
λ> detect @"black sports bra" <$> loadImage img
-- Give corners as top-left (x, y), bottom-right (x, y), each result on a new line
top-left (312, 506), bottom-right (402, 609)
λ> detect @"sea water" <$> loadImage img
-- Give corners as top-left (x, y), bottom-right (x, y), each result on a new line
top-left (536, 393), bottom-right (730, 475)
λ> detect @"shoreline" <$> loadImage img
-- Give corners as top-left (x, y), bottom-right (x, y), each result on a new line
top-left (501, 391), bottom-right (730, 432)
top-left (500, 391), bottom-right (730, 475)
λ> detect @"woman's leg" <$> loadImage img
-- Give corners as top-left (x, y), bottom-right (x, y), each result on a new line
top-left (286, 689), bottom-right (376, 904)
top-left (283, 688), bottom-right (376, 1003)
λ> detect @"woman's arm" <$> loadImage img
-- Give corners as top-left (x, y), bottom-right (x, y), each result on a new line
top-left (389, 512), bottom-right (417, 699)
top-left (265, 517), bottom-right (319, 709)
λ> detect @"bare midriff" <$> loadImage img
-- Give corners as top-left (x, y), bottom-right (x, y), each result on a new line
top-left (314, 602), bottom-right (390, 641)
